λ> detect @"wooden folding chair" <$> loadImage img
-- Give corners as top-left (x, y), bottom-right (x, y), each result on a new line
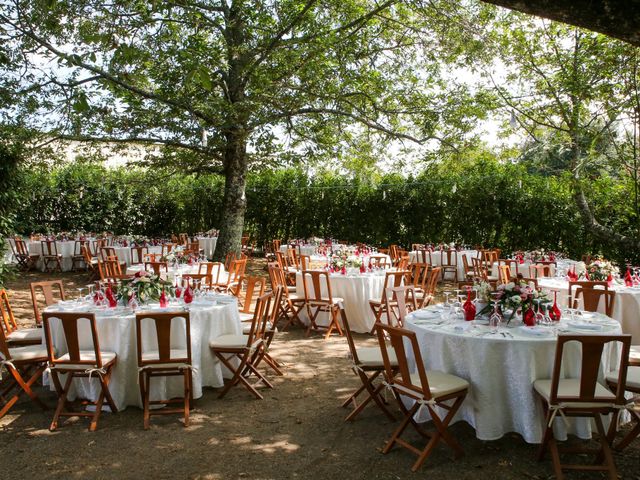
top-left (268, 263), bottom-right (305, 330)
top-left (340, 303), bottom-right (397, 422)
top-left (375, 323), bottom-right (469, 471)
top-left (42, 312), bottom-right (118, 431)
top-left (41, 240), bottom-right (63, 272)
top-left (81, 245), bottom-right (99, 280)
top-left (534, 334), bottom-right (631, 480)
top-left (440, 249), bottom-right (458, 282)
top-left (370, 254), bottom-right (391, 269)
top-left (232, 275), bottom-right (267, 328)
top-left (161, 243), bottom-right (176, 256)
top-left (71, 240), bottom-right (90, 271)
top-left (382, 285), bottom-right (416, 328)
top-left (145, 261), bottom-right (168, 276)
top-left (30, 280), bottom-right (66, 325)
top-left (214, 257), bottom-right (246, 293)
top-left (460, 254), bottom-right (474, 281)
top-left (253, 286), bottom-right (285, 376)
top-left (572, 288), bottom-right (615, 317)
top-left (198, 261), bottom-right (223, 285)
top-left (567, 281), bottom-right (608, 308)
top-left (498, 264), bottom-right (512, 285)
top-left (136, 311), bottom-right (192, 429)
top-left (0, 322), bottom-right (48, 418)
top-left (414, 267), bottom-right (441, 308)
top-left (11, 237), bottom-right (39, 271)
top-left (209, 293), bottom-right (274, 399)
top-left (301, 270), bottom-right (344, 339)
top-left (0, 289), bottom-right (41, 346)
top-left (369, 270), bottom-right (408, 332)
top-left (130, 246), bottom-right (148, 265)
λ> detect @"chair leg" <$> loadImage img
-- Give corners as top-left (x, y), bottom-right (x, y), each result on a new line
top-left (594, 413), bottom-right (618, 480)
top-left (614, 411), bottom-right (640, 451)
top-left (183, 369), bottom-right (190, 427)
top-left (50, 373), bottom-right (74, 431)
top-left (143, 371), bottom-right (151, 430)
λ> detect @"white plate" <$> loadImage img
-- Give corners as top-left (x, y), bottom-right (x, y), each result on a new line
top-left (566, 321), bottom-right (603, 331)
top-left (413, 310), bottom-right (440, 319)
top-left (517, 326), bottom-right (554, 337)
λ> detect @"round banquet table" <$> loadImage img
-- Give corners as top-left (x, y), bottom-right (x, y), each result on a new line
top-left (280, 244), bottom-right (318, 257)
top-left (197, 237), bottom-right (218, 259)
top-left (28, 240), bottom-right (77, 272)
top-left (404, 307), bottom-right (623, 443)
top-left (538, 278), bottom-right (640, 344)
top-left (126, 263), bottom-right (228, 285)
top-left (294, 270), bottom-right (388, 333)
top-left (489, 259), bottom-right (577, 278)
top-left (113, 245), bottom-right (163, 266)
top-left (43, 295), bottom-right (242, 410)
top-left (409, 249), bottom-right (478, 280)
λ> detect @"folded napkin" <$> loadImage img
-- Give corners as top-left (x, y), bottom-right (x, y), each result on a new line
top-left (517, 326), bottom-right (553, 337)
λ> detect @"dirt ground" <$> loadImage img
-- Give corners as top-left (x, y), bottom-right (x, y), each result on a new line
top-left (1, 261), bottom-right (638, 480)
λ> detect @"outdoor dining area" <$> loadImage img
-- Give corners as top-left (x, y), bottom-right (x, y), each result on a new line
top-left (1, 233), bottom-right (639, 479)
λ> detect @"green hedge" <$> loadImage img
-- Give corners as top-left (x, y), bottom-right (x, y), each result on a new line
top-left (9, 158), bottom-right (638, 264)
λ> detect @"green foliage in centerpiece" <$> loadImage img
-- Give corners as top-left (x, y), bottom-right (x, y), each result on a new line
top-left (117, 270), bottom-right (174, 304)
top-left (582, 258), bottom-right (618, 281)
top-left (480, 280), bottom-right (550, 322)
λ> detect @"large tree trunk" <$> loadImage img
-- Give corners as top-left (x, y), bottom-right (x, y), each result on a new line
top-left (214, 128), bottom-right (248, 261)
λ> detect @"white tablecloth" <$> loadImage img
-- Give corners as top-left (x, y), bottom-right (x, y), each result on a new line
top-left (43, 297), bottom-right (241, 410)
top-left (3, 238), bottom-right (14, 264)
top-left (197, 237), bottom-right (218, 259)
top-left (280, 244), bottom-right (318, 257)
top-left (113, 245), bottom-right (163, 266)
top-left (126, 263), bottom-right (228, 285)
top-left (539, 278), bottom-right (640, 344)
top-left (409, 249), bottom-right (478, 280)
top-left (295, 270), bottom-right (388, 333)
top-left (490, 259), bottom-right (576, 279)
top-left (405, 308), bottom-right (622, 443)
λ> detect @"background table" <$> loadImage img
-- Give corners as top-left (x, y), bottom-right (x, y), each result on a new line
top-left (113, 245), bottom-right (163, 266)
top-left (539, 278), bottom-right (640, 344)
top-left (405, 308), bottom-right (622, 443)
top-left (43, 296), bottom-right (241, 410)
top-left (295, 270), bottom-right (388, 333)
top-left (409, 249), bottom-right (478, 280)
top-left (126, 263), bottom-right (228, 285)
top-left (29, 240), bottom-right (77, 272)
top-left (281, 244), bottom-right (318, 257)
top-left (197, 237), bottom-right (218, 259)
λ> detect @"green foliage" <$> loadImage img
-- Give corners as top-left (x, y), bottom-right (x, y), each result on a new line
top-left (10, 157), bottom-right (639, 264)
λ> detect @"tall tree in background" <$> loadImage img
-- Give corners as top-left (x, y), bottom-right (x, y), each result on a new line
top-left (0, 0), bottom-right (488, 258)
top-left (492, 14), bottom-right (640, 251)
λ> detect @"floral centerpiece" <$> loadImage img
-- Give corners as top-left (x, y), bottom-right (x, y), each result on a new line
top-left (330, 252), bottom-right (363, 270)
top-left (582, 258), bottom-right (619, 281)
top-left (117, 270), bottom-right (173, 304)
top-left (161, 246), bottom-right (196, 265)
top-left (480, 280), bottom-right (549, 323)
top-left (473, 281), bottom-right (493, 302)
top-left (524, 249), bottom-right (558, 263)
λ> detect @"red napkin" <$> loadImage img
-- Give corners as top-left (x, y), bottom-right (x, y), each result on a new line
top-left (625, 267), bottom-right (633, 287)
top-left (184, 285), bottom-right (193, 304)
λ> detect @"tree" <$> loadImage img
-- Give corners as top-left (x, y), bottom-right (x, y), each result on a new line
top-left (491, 15), bottom-right (640, 253)
top-left (0, 0), bottom-right (490, 258)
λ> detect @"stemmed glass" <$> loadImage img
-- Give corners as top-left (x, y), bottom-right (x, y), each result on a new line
top-left (488, 292), bottom-right (502, 331)
top-left (76, 286), bottom-right (86, 304)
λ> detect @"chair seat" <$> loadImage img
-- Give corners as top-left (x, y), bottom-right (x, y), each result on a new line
top-left (287, 286), bottom-right (297, 293)
top-left (630, 345), bottom-right (640, 364)
top-left (242, 322), bottom-right (272, 334)
top-left (288, 293), bottom-right (304, 301)
top-left (409, 370), bottom-right (469, 400)
top-left (606, 366), bottom-right (640, 391)
top-left (486, 276), bottom-right (499, 281)
top-left (308, 297), bottom-right (344, 305)
top-left (140, 349), bottom-right (190, 369)
top-left (534, 378), bottom-right (616, 407)
top-left (7, 344), bottom-right (49, 362)
top-left (239, 312), bottom-right (254, 322)
top-left (55, 350), bottom-right (117, 369)
top-left (210, 334), bottom-right (248, 349)
top-left (356, 346), bottom-right (398, 367)
top-left (7, 328), bottom-right (42, 343)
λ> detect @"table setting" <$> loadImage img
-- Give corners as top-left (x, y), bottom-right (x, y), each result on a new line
top-left (403, 302), bottom-right (623, 443)
top-left (41, 281), bottom-right (242, 410)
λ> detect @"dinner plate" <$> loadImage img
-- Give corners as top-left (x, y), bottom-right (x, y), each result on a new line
top-left (413, 309), bottom-right (440, 319)
top-left (517, 326), bottom-right (554, 337)
top-left (566, 321), bottom-right (603, 331)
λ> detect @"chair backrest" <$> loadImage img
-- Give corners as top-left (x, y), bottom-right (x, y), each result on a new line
top-left (0, 289), bottom-right (19, 335)
top-left (301, 270), bottom-right (333, 304)
top-left (370, 254), bottom-right (390, 268)
top-left (529, 263), bottom-right (553, 278)
top-left (162, 243), bottom-right (176, 256)
top-left (383, 285), bottom-right (416, 327)
top-left (408, 263), bottom-right (429, 289)
top-left (74, 239), bottom-right (90, 256)
top-left (233, 276), bottom-right (267, 314)
top-left (440, 249), bottom-right (457, 267)
top-left (179, 233), bottom-right (189, 245)
top-left (130, 246), bottom-right (148, 265)
top-left (42, 311), bottom-right (105, 368)
top-left (145, 261), bottom-right (168, 275)
top-left (285, 248), bottom-right (299, 270)
top-left (396, 254), bottom-right (410, 270)
top-left (378, 270), bottom-right (407, 303)
top-left (423, 267), bottom-right (441, 296)
top-left (92, 238), bottom-right (108, 256)
top-left (186, 242), bottom-right (200, 254)
top-left (198, 262), bottom-right (223, 284)
top-left (299, 254), bottom-right (311, 271)
top-left (573, 288), bottom-right (615, 317)
top-left (0, 315), bottom-right (13, 361)
top-left (471, 257), bottom-right (488, 280)
top-left (567, 281), bottom-right (608, 307)
top-left (272, 239), bottom-right (281, 253)
top-left (375, 322), bottom-right (433, 401)
top-left (274, 251), bottom-right (288, 270)
top-left (498, 265), bottom-right (512, 285)
top-left (100, 246), bottom-right (116, 261)
top-left (337, 301), bottom-right (362, 365)
top-left (224, 251), bottom-right (237, 271)
top-left (135, 311), bottom-right (191, 367)
top-left (30, 280), bottom-right (66, 324)
top-left (246, 293), bottom-right (273, 347)
top-left (81, 245), bottom-right (94, 265)
top-left (418, 248), bottom-right (432, 265)
top-left (103, 256), bottom-right (123, 277)
top-left (548, 334), bottom-right (630, 406)
top-left (227, 258), bottom-right (247, 284)
top-left (181, 273), bottom-right (212, 289)
top-left (461, 254), bottom-right (472, 275)
top-left (41, 239), bottom-right (59, 257)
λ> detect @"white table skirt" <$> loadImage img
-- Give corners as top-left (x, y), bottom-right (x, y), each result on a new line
top-left (43, 297), bottom-right (241, 410)
top-left (126, 263), bottom-right (229, 285)
top-left (409, 250), bottom-right (478, 280)
top-left (295, 270), bottom-right (388, 333)
top-left (113, 246), bottom-right (163, 266)
top-left (405, 309), bottom-right (622, 443)
top-left (281, 244), bottom-right (318, 257)
top-left (539, 278), bottom-right (640, 344)
top-left (197, 237), bottom-right (218, 259)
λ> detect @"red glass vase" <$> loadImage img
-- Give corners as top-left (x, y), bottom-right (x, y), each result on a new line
top-left (523, 306), bottom-right (536, 326)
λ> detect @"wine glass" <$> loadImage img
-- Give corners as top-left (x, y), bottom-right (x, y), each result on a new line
top-left (76, 287), bottom-right (86, 304)
top-left (488, 297), bottom-right (502, 332)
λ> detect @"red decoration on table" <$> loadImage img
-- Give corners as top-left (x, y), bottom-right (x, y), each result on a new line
top-left (175, 285), bottom-right (182, 299)
top-left (607, 274), bottom-right (614, 288)
top-left (159, 289), bottom-right (168, 308)
top-left (105, 285), bottom-right (117, 308)
top-left (523, 306), bottom-right (536, 326)
top-left (549, 291), bottom-right (561, 321)
top-left (341, 266), bottom-right (346, 275)
top-left (359, 263), bottom-right (365, 274)
top-left (183, 285), bottom-right (193, 304)
top-left (625, 267), bottom-right (633, 287)
top-left (462, 288), bottom-right (476, 321)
